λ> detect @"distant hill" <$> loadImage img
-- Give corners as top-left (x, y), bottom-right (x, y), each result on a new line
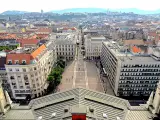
top-left (1, 8), bottom-right (160, 15)
top-left (111, 8), bottom-right (160, 14)
top-left (51, 8), bottom-right (107, 14)
top-left (1, 10), bottom-right (28, 15)
top-left (51, 8), bottom-right (160, 14)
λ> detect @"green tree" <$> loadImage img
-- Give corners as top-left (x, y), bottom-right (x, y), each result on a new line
top-left (57, 60), bottom-right (65, 68)
top-left (47, 76), bottom-right (54, 82)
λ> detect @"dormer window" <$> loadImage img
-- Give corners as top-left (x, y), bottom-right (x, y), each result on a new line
top-left (22, 60), bottom-right (26, 65)
top-left (15, 60), bottom-right (19, 65)
top-left (8, 60), bottom-right (12, 65)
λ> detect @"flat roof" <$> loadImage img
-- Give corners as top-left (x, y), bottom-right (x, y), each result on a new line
top-left (91, 36), bottom-right (106, 40)
top-left (103, 41), bottom-right (160, 63)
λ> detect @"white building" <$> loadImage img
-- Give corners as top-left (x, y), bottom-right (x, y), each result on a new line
top-left (5, 44), bottom-right (57, 100)
top-left (85, 34), bottom-right (106, 60)
top-left (101, 41), bottom-right (160, 97)
top-left (53, 33), bottom-right (77, 60)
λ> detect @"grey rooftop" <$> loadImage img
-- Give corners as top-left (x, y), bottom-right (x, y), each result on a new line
top-left (29, 87), bottom-right (130, 120)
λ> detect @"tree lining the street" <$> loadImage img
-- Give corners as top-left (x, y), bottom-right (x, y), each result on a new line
top-left (47, 60), bottom-right (65, 92)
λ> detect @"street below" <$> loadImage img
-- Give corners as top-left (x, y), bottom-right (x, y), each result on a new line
top-left (57, 45), bottom-right (104, 93)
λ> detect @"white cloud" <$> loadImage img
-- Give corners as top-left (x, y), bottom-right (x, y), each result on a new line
top-left (0, 0), bottom-right (160, 13)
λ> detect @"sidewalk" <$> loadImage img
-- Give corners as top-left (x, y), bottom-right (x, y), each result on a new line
top-left (96, 62), bottom-right (115, 96)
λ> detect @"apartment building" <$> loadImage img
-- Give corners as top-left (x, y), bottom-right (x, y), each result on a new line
top-left (101, 41), bottom-right (160, 97)
top-left (5, 44), bottom-right (56, 100)
top-left (53, 33), bottom-right (77, 60)
top-left (85, 34), bottom-right (106, 60)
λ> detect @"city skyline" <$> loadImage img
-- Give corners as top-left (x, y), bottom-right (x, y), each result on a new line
top-left (0, 0), bottom-right (160, 13)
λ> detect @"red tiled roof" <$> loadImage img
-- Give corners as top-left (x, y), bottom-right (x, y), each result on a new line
top-left (0, 33), bottom-right (17, 40)
top-left (124, 39), bottom-right (144, 45)
top-left (132, 46), bottom-right (141, 53)
top-left (148, 32), bottom-right (157, 37)
top-left (6, 44), bottom-right (46, 65)
top-left (6, 53), bottom-right (31, 65)
top-left (31, 44), bottom-right (46, 59)
top-left (0, 32), bottom-right (8, 35)
top-left (71, 27), bottom-right (76, 30)
top-left (17, 39), bottom-right (39, 47)
top-left (36, 34), bottom-right (49, 39)
top-left (63, 27), bottom-right (76, 30)
top-left (29, 35), bottom-right (37, 39)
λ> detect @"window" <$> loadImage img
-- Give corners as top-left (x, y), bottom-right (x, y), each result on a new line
top-left (34, 67), bottom-right (37, 70)
top-left (8, 68), bottom-right (12, 72)
top-left (23, 68), bottom-right (26, 72)
top-left (33, 84), bottom-right (35, 88)
top-left (15, 90), bottom-right (19, 93)
top-left (15, 60), bottom-right (19, 64)
top-left (26, 90), bottom-right (30, 92)
top-left (8, 60), bottom-right (12, 65)
top-left (15, 94), bottom-right (26, 97)
top-left (22, 60), bottom-right (26, 65)
top-left (25, 83), bottom-right (29, 85)
top-left (11, 82), bottom-right (16, 85)
top-left (17, 75), bottom-right (21, 78)
top-left (20, 86), bottom-right (23, 89)
top-left (24, 75), bottom-right (28, 80)
top-left (16, 68), bottom-right (19, 72)
top-left (26, 86), bottom-right (30, 89)
top-left (10, 76), bottom-right (15, 80)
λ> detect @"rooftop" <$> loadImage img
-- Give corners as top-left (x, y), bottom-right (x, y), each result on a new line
top-left (29, 87), bottom-right (129, 120)
top-left (123, 39), bottom-right (145, 45)
top-left (55, 33), bottom-right (77, 45)
top-left (91, 35), bottom-right (106, 41)
top-left (17, 38), bottom-right (39, 47)
top-left (6, 44), bottom-right (46, 65)
top-left (0, 88), bottom-right (153, 120)
top-left (0, 33), bottom-right (17, 40)
top-left (103, 41), bottom-right (160, 63)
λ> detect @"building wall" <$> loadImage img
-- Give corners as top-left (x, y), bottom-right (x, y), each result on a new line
top-left (85, 36), bottom-right (105, 60)
top-left (101, 42), bottom-right (160, 97)
top-left (5, 50), bottom-right (56, 100)
top-left (101, 42), bottom-right (119, 94)
top-left (118, 63), bottom-right (159, 96)
top-left (56, 44), bottom-right (76, 60)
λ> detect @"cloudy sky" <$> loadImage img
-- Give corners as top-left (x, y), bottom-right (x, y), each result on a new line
top-left (0, 0), bottom-right (160, 13)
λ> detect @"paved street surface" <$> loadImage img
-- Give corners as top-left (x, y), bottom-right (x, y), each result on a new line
top-left (57, 46), bottom-right (104, 93)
